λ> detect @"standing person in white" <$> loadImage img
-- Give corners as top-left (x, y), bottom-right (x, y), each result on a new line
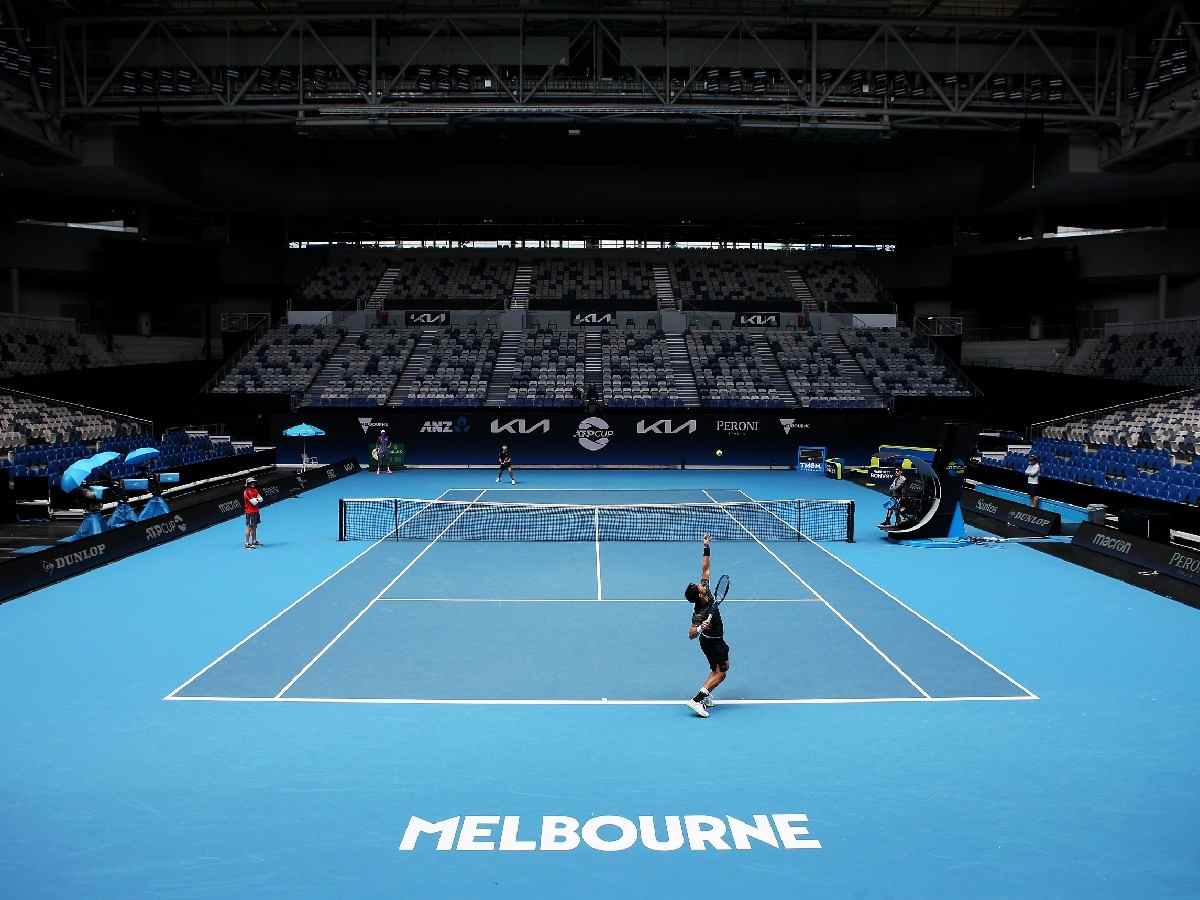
top-left (1025, 453), bottom-right (1041, 508)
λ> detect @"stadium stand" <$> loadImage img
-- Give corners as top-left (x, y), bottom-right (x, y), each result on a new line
top-left (771, 331), bottom-right (886, 409)
top-left (298, 256), bottom-right (389, 308)
top-left (211, 324), bottom-right (345, 396)
top-left (979, 392), bottom-right (1200, 505)
top-left (0, 324), bottom-right (96, 377)
top-left (386, 257), bottom-right (516, 304)
top-left (307, 328), bottom-right (417, 407)
top-left (389, 326), bottom-right (498, 407)
top-left (1081, 328), bottom-right (1200, 387)
top-left (800, 260), bottom-right (881, 306)
top-left (529, 258), bottom-right (655, 304)
top-left (842, 327), bottom-right (975, 398)
top-left (671, 258), bottom-right (794, 306)
top-left (686, 331), bottom-right (789, 406)
top-left (602, 329), bottom-right (679, 407)
top-left (500, 327), bottom-right (584, 407)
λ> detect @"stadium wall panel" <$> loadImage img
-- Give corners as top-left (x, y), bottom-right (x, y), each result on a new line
top-left (275, 409), bottom-right (947, 469)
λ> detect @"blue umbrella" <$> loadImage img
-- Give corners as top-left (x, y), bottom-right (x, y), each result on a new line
top-left (283, 423), bottom-right (325, 468)
top-left (60, 459), bottom-right (96, 493)
top-left (282, 423), bottom-right (325, 438)
top-left (87, 451), bottom-right (122, 469)
top-left (125, 446), bottom-right (160, 467)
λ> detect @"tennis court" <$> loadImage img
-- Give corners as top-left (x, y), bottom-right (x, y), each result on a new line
top-left (167, 487), bottom-right (1031, 705)
top-left (3, 467), bottom-right (1199, 900)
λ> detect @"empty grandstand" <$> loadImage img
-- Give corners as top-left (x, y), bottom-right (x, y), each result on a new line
top-left (211, 325), bottom-right (345, 396)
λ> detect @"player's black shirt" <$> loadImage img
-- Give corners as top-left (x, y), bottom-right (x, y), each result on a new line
top-left (691, 580), bottom-right (724, 639)
top-left (498, 451), bottom-right (512, 467)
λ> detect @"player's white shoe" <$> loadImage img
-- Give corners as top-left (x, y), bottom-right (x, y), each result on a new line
top-left (687, 699), bottom-right (709, 718)
top-left (496, 476), bottom-right (501, 482)
top-left (702, 695), bottom-right (714, 710)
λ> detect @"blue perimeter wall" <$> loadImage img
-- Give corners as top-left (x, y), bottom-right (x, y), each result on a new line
top-left (276, 409), bottom-right (951, 468)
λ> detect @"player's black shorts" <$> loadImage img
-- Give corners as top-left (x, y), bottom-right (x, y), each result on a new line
top-left (498, 461), bottom-right (512, 472)
top-left (699, 635), bottom-right (730, 671)
top-left (245, 511), bottom-right (260, 526)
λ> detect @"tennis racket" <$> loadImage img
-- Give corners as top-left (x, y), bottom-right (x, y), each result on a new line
top-left (702, 574), bottom-right (730, 631)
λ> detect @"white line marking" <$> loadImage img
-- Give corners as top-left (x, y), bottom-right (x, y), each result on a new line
top-left (272, 489), bottom-right (487, 699)
top-left (165, 694), bottom-right (1036, 706)
top-left (594, 507), bottom-right (603, 602)
top-left (161, 486), bottom-right (455, 700)
top-left (373, 597), bottom-right (825, 603)
top-left (703, 489), bottom-right (931, 699)
top-left (737, 490), bottom-right (1038, 699)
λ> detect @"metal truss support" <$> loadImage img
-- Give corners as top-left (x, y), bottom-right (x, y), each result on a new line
top-left (55, 10), bottom-right (1125, 136)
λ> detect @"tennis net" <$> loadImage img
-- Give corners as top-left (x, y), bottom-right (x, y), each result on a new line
top-left (339, 497), bottom-right (854, 543)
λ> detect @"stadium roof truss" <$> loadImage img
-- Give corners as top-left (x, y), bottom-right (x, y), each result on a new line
top-left (1101, 1), bottom-right (1200, 170)
top-left (49, 9), bottom-right (1127, 137)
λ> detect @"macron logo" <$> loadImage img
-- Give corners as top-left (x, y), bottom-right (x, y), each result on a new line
top-left (399, 814), bottom-right (820, 853)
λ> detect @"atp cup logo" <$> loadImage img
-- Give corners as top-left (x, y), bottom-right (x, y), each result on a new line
top-left (575, 416), bottom-right (613, 452)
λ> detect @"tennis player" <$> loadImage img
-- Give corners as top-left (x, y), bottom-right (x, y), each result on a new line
top-left (686, 534), bottom-right (728, 718)
top-left (375, 429), bottom-right (392, 475)
top-left (497, 444), bottom-right (517, 484)
top-left (243, 476), bottom-right (263, 549)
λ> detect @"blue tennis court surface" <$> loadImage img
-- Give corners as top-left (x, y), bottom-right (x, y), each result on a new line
top-left (2, 468), bottom-right (1199, 899)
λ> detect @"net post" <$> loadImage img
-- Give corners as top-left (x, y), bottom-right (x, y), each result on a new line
top-left (847, 500), bottom-right (855, 543)
top-left (338, 499), bottom-right (346, 541)
top-left (393, 499), bottom-right (400, 541)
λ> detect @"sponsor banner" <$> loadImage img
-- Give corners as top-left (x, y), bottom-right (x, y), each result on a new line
top-left (419, 416), bottom-right (471, 434)
top-left (961, 487), bottom-right (1061, 536)
top-left (1073, 521), bottom-right (1200, 588)
top-left (273, 408), bottom-right (934, 468)
top-left (733, 312), bottom-right (781, 328)
top-left (571, 312), bottom-right (616, 326)
top-left (635, 418), bottom-right (697, 436)
top-left (491, 417), bottom-right (550, 436)
top-left (404, 311), bottom-right (448, 327)
top-left (575, 416), bottom-right (614, 452)
top-left (0, 458), bottom-right (360, 605)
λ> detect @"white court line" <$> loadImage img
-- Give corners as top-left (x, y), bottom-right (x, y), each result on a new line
top-left (161, 488), bottom-right (454, 701)
top-left (165, 694), bottom-right (1037, 706)
top-left (736, 489), bottom-right (1038, 700)
top-left (702, 489), bottom-right (931, 699)
top-left (374, 597), bottom-right (824, 603)
top-left (272, 489), bottom-right (488, 699)
top-left (594, 508), bottom-right (603, 602)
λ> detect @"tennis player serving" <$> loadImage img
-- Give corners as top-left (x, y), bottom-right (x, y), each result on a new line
top-left (686, 534), bottom-right (730, 718)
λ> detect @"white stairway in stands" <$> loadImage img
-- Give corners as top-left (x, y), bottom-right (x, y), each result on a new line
top-left (788, 269), bottom-right (819, 314)
top-left (664, 333), bottom-right (700, 407)
top-left (510, 265), bottom-right (532, 310)
top-left (820, 332), bottom-right (881, 399)
top-left (653, 265), bottom-right (677, 310)
top-left (486, 331), bottom-right (526, 405)
top-left (387, 329), bottom-right (439, 405)
top-left (751, 334), bottom-right (798, 402)
top-left (305, 330), bottom-right (360, 403)
top-left (367, 266), bottom-right (402, 312)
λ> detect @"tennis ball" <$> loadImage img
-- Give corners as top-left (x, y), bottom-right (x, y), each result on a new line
top-left (716, 449), bottom-right (724, 458)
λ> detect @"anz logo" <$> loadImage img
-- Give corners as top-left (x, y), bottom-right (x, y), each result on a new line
top-left (636, 419), bottom-right (697, 435)
top-left (491, 418), bottom-right (550, 435)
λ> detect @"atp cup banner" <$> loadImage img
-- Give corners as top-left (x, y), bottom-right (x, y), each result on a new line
top-left (961, 487), bottom-right (1061, 536)
top-left (0, 458), bottom-right (361, 605)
